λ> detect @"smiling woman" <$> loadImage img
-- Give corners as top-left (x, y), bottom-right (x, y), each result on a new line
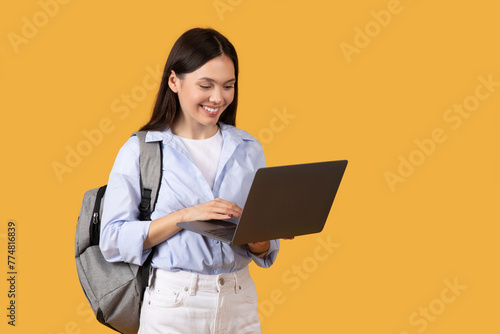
top-left (99, 27), bottom-right (281, 334)
top-left (140, 28), bottom-right (239, 133)
top-left (168, 55), bottom-right (236, 139)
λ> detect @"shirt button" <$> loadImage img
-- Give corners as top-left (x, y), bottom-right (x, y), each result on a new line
top-left (219, 278), bottom-right (225, 286)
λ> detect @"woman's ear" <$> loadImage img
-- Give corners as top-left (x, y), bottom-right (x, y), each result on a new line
top-left (168, 70), bottom-right (179, 93)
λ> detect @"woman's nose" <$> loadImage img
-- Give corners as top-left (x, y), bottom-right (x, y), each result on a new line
top-left (209, 88), bottom-right (223, 104)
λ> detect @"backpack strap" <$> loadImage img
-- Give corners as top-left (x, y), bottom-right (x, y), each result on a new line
top-left (133, 131), bottom-right (163, 221)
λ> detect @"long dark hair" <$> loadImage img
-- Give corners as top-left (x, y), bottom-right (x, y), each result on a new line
top-left (140, 28), bottom-right (239, 131)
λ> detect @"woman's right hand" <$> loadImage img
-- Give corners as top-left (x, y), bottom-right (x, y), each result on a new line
top-left (144, 198), bottom-right (242, 250)
top-left (179, 198), bottom-right (242, 222)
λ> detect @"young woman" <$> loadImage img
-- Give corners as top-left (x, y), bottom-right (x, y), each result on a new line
top-left (100, 28), bottom-right (280, 333)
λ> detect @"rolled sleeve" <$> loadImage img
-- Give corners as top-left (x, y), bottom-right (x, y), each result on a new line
top-left (99, 136), bottom-right (152, 265)
top-left (249, 239), bottom-right (280, 268)
top-left (116, 220), bottom-right (152, 264)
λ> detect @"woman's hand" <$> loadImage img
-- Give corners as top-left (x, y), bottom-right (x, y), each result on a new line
top-left (179, 198), bottom-right (242, 222)
top-left (248, 241), bottom-right (270, 257)
top-left (247, 237), bottom-right (294, 257)
top-left (144, 198), bottom-right (241, 250)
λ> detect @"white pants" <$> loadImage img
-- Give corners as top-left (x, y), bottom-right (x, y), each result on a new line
top-left (138, 266), bottom-right (261, 334)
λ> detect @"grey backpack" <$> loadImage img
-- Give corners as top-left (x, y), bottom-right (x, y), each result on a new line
top-left (75, 131), bottom-right (162, 334)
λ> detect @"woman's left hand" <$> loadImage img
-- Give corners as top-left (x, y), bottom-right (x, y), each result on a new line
top-left (248, 237), bottom-right (295, 257)
top-left (248, 241), bottom-right (270, 256)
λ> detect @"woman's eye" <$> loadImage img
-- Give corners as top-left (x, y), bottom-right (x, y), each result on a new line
top-left (199, 85), bottom-right (211, 89)
top-left (223, 86), bottom-right (234, 89)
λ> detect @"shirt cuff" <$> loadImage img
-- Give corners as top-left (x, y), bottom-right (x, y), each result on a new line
top-left (117, 219), bottom-right (153, 265)
top-left (249, 239), bottom-right (280, 268)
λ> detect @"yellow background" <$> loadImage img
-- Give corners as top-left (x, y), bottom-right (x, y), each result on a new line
top-left (1, 0), bottom-right (499, 333)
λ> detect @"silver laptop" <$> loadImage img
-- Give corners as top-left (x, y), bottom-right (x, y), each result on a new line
top-left (177, 160), bottom-right (348, 245)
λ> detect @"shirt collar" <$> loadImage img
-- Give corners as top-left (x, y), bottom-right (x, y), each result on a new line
top-left (144, 122), bottom-right (255, 144)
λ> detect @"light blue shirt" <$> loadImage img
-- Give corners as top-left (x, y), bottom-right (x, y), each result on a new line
top-left (100, 123), bottom-right (280, 274)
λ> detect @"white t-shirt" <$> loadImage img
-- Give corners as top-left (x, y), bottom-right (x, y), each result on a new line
top-left (177, 129), bottom-right (223, 189)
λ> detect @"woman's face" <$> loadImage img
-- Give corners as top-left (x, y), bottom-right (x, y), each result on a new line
top-left (169, 55), bottom-right (235, 136)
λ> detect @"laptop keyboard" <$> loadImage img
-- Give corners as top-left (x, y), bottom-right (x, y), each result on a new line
top-left (205, 226), bottom-right (237, 239)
